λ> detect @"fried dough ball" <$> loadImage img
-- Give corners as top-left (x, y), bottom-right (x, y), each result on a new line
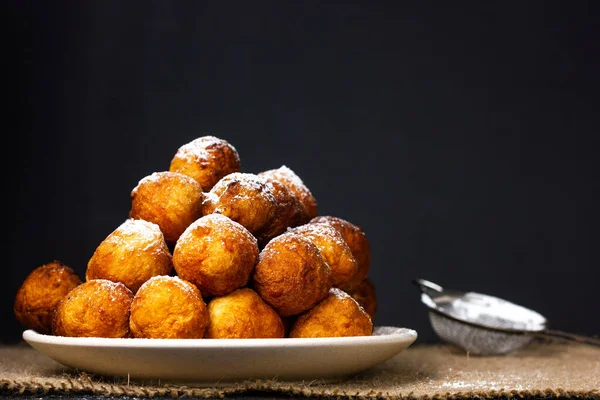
top-left (289, 288), bottom-right (373, 338)
top-left (258, 165), bottom-right (318, 218)
top-left (53, 279), bottom-right (134, 338)
top-left (86, 218), bottom-right (173, 293)
top-left (14, 261), bottom-right (82, 334)
top-left (252, 231), bottom-right (332, 317)
top-left (289, 223), bottom-right (358, 289)
top-left (129, 275), bottom-right (209, 339)
top-left (202, 172), bottom-right (277, 234)
top-left (129, 171), bottom-right (204, 246)
top-left (169, 135), bottom-right (241, 192)
top-left (346, 277), bottom-right (377, 319)
top-left (255, 178), bottom-right (310, 248)
top-left (173, 213), bottom-right (259, 297)
top-left (206, 288), bottom-right (284, 339)
top-left (310, 216), bottom-right (371, 289)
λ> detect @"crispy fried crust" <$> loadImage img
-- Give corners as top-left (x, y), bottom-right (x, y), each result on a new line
top-left (130, 171), bottom-right (204, 246)
top-left (289, 288), bottom-right (373, 338)
top-left (310, 216), bottom-right (371, 289)
top-left (53, 279), bottom-right (134, 338)
top-left (255, 178), bottom-right (310, 248)
top-left (289, 223), bottom-right (359, 288)
top-left (86, 218), bottom-right (173, 293)
top-left (252, 231), bottom-right (332, 317)
top-left (346, 277), bottom-right (377, 319)
top-left (202, 172), bottom-right (277, 234)
top-left (129, 275), bottom-right (209, 339)
top-left (258, 165), bottom-right (318, 218)
top-left (169, 135), bottom-right (241, 192)
top-left (14, 261), bottom-right (82, 334)
top-left (173, 214), bottom-right (259, 297)
top-left (206, 288), bottom-right (284, 339)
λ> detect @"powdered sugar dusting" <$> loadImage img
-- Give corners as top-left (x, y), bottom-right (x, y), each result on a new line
top-left (113, 219), bottom-right (162, 241)
top-left (208, 213), bottom-right (257, 243)
top-left (135, 171), bottom-right (164, 188)
top-left (260, 166), bottom-right (308, 192)
top-left (259, 165), bottom-right (317, 217)
top-left (176, 213), bottom-right (257, 251)
top-left (101, 219), bottom-right (170, 257)
top-left (116, 218), bottom-right (168, 252)
top-left (311, 215), bottom-right (363, 233)
top-left (131, 171), bottom-right (198, 196)
top-left (202, 173), bottom-right (277, 233)
top-left (329, 287), bottom-right (352, 301)
top-left (278, 165), bottom-right (306, 184)
top-left (211, 172), bottom-right (274, 198)
top-left (88, 223), bottom-right (169, 281)
top-left (175, 215), bottom-right (220, 251)
top-left (290, 223), bottom-right (347, 248)
top-left (174, 136), bottom-right (237, 164)
top-left (85, 279), bottom-right (133, 304)
top-left (260, 231), bottom-right (307, 260)
top-left (140, 275), bottom-right (200, 298)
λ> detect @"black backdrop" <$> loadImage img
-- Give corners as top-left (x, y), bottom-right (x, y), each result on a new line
top-left (5, 1), bottom-right (599, 344)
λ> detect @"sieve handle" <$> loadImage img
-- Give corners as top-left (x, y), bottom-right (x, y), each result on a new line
top-left (413, 279), bottom-right (444, 296)
top-left (537, 329), bottom-right (600, 347)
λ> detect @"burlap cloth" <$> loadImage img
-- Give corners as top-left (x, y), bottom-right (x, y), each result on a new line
top-left (1, 339), bottom-right (599, 399)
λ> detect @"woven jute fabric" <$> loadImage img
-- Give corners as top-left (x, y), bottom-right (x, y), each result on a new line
top-left (1, 339), bottom-right (599, 399)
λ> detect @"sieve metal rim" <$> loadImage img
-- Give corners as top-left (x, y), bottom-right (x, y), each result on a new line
top-left (415, 279), bottom-right (548, 336)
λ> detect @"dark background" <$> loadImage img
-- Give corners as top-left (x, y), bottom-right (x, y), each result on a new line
top-left (5, 1), bottom-right (599, 344)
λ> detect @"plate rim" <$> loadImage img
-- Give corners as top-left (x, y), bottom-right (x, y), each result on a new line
top-left (23, 325), bottom-right (418, 349)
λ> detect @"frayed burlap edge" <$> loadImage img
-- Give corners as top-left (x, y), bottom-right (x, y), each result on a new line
top-left (2, 375), bottom-right (599, 399)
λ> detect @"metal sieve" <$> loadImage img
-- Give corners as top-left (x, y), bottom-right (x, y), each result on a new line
top-left (414, 279), bottom-right (600, 355)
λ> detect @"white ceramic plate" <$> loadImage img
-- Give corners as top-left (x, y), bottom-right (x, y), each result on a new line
top-left (23, 326), bottom-right (417, 385)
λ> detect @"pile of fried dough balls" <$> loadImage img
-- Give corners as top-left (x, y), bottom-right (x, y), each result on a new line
top-left (14, 136), bottom-right (377, 339)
